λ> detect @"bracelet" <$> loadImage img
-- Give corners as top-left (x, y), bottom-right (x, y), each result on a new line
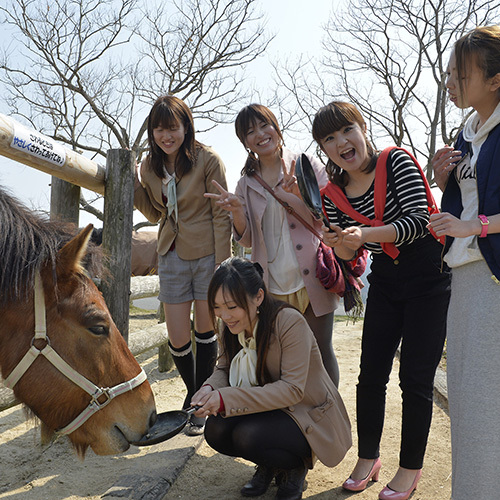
top-left (478, 214), bottom-right (489, 238)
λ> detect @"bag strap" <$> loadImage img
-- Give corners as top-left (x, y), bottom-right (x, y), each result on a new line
top-left (252, 172), bottom-right (322, 239)
top-left (383, 147), bottom-right (444, 245)
top-left (321, 149), bottom-right (399, 258)
top-left (384, 146), bottom-right (440, 211)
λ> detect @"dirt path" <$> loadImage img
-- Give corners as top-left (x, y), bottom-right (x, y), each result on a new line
top-left (165, 319), bottom-right (452, 500)
top-left (0, 316), bottom-right (452, 499)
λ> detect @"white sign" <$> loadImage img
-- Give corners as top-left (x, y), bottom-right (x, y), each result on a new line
top-left (10, 123), bottom-right (66, 167)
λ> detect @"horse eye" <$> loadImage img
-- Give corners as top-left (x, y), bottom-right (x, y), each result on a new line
top-left (88, 325), bottom-right (109, 336)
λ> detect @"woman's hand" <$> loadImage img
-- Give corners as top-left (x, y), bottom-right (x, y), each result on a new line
top-left (321, 223), bottom-right (344, 247)
top-left (204, 180), bottom-right (243, 213)
top-left (432, 146), bottom-right (462, 191)
top-left (428, 212), bottom-right (479, 238)
top-left (342, 226), bottom-right (364, 251)
top-left (281, 158), bottom-right (299, 195)
top-left (191, 386), bottom-right (221, 417)
top-left (134, 160), bottom-right (143, 189)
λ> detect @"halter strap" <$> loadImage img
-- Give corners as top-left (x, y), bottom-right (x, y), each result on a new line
top-left (3, 271), bottom-right (148, 436)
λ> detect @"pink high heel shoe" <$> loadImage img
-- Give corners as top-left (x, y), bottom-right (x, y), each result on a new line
top-left (378, 469), bottom-right (422, 500)
top-left (342, 457), bottom-right (382, 492)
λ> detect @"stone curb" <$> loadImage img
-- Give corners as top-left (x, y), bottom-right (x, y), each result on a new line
top-left (433, 365), bottom-right (449, 413)
top-left (102, 433), bottom-right (205, 500)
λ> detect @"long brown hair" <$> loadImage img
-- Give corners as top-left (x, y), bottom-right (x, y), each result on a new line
top-left (234, 104), bottom-right (284, 176)
top-left (146, 95), bottom-right (202, 179)
top-left (454, 25), bottom-right (500, 101)
top-left (312, 101), bottom-right (377, 188)
top-left (207, 257), bottom-right (289, 386)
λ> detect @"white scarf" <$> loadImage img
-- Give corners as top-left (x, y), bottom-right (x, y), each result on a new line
top-left (229, 322), bottom-right (258, 388)
top-left (161, 167), bottom-right (178, 221)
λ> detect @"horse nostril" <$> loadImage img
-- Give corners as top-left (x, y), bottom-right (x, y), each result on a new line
top-left (149, 410), bottom-right (158, 429)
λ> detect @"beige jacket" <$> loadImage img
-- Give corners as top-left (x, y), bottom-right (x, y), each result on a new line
top-left (134, 146), bottom-right (232, 264)
top-left (205, 307), bottom-right (352, 468)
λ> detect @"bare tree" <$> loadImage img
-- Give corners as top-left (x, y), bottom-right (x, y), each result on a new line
top-left (0, 0), bottom-right (271, 221)
top-left (273, 0), bottom-right (500, 179)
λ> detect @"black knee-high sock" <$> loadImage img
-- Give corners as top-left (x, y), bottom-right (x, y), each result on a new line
top-left (194, 330), bottom-right (218, 390)
top-left (168, 339), bottom-right (195, 409)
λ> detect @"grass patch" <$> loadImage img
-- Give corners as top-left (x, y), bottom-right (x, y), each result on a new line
top-left (129, 304), bottom-right (156, 314)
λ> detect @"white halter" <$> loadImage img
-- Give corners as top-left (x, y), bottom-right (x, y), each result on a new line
top-left (3, 272), bottom-right (147, 435)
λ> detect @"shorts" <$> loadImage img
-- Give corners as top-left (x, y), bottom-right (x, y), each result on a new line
top-left (158, 249), bottom-right (215, 304)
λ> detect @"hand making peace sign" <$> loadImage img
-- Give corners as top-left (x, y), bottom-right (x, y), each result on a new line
top-left (204, 180), bottom-right (243, 213)
top-left (281, 158), bottom-right (300, 196)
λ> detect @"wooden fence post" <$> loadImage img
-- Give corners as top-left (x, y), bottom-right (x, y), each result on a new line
top-left (100, 149), bottom-right (135, 342)
top-left (50, 177), bottom-right (80, 225)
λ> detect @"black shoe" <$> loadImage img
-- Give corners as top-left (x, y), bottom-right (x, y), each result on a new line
top-left (241, 465), bottom-right (275, 497)
top-left (275, 471), bottom-right (307, 491)
top-left (275, 465), bottom-right (307, 500)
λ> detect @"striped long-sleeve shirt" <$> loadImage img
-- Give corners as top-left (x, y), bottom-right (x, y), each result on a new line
top-left (323, 149), bottom-right (430, 255)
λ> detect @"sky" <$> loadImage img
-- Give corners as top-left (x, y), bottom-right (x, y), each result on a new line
top-left (0, 0), bottom-right (334, 227)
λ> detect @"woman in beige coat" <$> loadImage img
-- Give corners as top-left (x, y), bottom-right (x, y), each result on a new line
top-left (191, 257), bottom-right (351, 500)
top-left (134, 95), bottom-right (231, 434)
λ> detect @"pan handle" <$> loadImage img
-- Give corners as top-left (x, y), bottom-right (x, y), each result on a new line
top-left (185, 405), bottom-right (202, 416)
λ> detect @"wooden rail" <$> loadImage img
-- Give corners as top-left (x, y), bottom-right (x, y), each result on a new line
top-left (130, 276), bottom-right (160, 302)
top-left (0, 113), bottom-right (106, 195)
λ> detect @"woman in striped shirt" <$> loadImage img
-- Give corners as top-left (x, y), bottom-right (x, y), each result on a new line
top-left (312, 102), bottom-right (451, 500)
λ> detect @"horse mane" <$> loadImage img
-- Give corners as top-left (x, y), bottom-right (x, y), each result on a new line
top-left (0, 186), bottom-right (103, 303)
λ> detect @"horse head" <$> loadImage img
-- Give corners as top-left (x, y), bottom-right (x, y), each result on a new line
top-left (0, 224), bottom-right (157, 456)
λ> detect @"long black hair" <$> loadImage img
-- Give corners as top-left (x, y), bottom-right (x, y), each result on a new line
top-left (207, 257), bottom-right (289, 386)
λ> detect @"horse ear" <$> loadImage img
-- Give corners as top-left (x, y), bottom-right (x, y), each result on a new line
top-left (56, 224), bottom-right (94, 277)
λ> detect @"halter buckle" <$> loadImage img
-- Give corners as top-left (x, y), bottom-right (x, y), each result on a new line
top-left (89, 388), bottom-right (113, 409)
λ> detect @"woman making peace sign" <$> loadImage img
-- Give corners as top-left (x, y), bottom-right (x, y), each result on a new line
top-left (205, 104), bottom-right (340, 386)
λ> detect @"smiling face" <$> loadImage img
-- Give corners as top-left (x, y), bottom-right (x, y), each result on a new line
top-left (319, 122), bottom-right (370, 174)
top-left (244, 119), bottom-right (281, 158)
top-left (152, 121), bottom-right (186, 160)
top-left (235, 105), bottom-right (284, 165)
top-left (212, 287), bottom-right (263, 337)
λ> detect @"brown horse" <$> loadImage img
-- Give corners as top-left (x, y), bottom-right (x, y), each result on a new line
top-left (0, 187), bottom-right (156, 456)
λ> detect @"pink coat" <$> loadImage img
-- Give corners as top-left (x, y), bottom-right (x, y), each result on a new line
top-left (234, 148), bottom-right (339, 317)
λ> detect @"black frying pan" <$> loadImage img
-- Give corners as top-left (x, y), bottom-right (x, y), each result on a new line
top-left (131, 406), bottom-right (200, 446)
top-left (295, 153), bottom-right (331, 229)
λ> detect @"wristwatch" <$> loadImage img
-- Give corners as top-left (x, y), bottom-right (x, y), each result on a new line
top-left (478, 214), bottom-right (489, 238)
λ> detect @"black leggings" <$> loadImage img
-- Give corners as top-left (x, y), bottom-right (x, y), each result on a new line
top-left (356, 237), bottom-right (450, 469)
top-left (205, 410), bottom-right (311, 470)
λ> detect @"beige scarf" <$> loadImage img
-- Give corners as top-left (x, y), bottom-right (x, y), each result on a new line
top-left (229, 321), bottom-right (258, 388)
top-left (162, 167), bottom-right (178, 221)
